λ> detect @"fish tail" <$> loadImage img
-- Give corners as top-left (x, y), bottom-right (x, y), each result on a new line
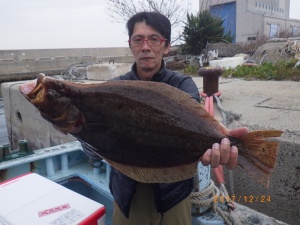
top-left (237, 130), bottom-right (283, 188)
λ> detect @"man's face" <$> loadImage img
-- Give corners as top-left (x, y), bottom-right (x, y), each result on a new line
top-left (129, 22), bottom-right (170, 80)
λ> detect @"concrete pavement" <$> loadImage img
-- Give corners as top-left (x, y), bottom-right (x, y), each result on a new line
top-left (192, 77), bottom-right (300, 225)
top-left (192, 77), bottom-right (300, 133)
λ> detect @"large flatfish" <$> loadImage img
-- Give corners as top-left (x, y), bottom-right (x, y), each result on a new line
top-left (19, 74), bottom-right (282, 187)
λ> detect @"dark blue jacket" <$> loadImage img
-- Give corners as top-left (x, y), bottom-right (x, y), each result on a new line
top-left (108, 61), bottom-right (200, 218)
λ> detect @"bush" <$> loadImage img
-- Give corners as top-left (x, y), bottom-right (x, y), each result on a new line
top-left (181, 10), bottom-right (234, 55)
top-left (184, 65), bottom-right (198, 75)
top-left (223, 60), bottom-right (300, 81)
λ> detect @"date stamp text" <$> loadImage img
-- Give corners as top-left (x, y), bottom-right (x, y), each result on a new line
top-left (214, 195), bottom-right (271, 203)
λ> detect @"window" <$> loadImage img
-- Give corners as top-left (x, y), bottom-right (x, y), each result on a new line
top-left (270, 24), bottom-right (279, 38)
top-left (291, 26), bottom-right (299, 36)
top-left (248, 37), bottom-right (257, 41)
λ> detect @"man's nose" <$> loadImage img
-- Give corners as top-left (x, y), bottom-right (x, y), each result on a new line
top-left (140, 40), bottom-right (151, 49)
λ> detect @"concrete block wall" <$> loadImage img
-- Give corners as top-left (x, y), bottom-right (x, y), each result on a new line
top-left (1, 80), bottom-right (104, 150)
top-left (0, 48), bottom-right (132, 61)
top-left (220, 129), bottom-right (300, 225)
top-left (0, 48), bottom-right (134, 82)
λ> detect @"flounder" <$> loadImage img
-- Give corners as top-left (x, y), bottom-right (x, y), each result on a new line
top-left (19, 73), bottom-right (283, 188)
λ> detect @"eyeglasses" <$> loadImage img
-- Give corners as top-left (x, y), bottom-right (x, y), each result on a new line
top-left (128, 36), bottom-right (167, 47)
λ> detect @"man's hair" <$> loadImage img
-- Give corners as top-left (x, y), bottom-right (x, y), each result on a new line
top-left (126, 12), bottom-right (171, 47)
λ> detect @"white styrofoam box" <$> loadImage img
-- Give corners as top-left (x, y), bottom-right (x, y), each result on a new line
top-left (0, 173), bottom-right (105, 225)
top-left (209, 56), bottom-right (244, 69)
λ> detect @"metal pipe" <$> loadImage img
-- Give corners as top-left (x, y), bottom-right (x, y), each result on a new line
top-left (0, 141), bottom-right (82, 170)
top-left (60, 153), bottom-right (69, 172)
top-left (45, 157), bottom-right (55, 177)
top-left (93, 161), bottom-right (101, 175)
top-left (106, 163), bottom-right (111, 182)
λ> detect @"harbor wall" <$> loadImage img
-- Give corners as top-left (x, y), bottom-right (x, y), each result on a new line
top-left (0, 48), bottom-right (134, 82)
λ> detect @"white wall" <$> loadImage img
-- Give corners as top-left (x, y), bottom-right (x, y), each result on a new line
top-left (199, 0), bottom-right (300, 43)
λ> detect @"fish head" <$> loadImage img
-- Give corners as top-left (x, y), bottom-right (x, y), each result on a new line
top-left (19, 73), bottom-right (84, 134)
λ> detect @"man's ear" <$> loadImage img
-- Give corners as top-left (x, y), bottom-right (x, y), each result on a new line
top-left (163, 43), bottom-right (170, 56)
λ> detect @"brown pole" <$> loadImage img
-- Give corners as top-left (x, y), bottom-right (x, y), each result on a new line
top-left (198, 67), bottom-right (224, 96)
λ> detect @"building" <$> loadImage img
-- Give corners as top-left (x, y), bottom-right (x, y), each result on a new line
top-left (199, 0), bottom-right (300, 43)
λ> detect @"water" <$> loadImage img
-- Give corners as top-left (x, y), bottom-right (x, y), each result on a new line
top-left (0, 98), bottom-right (9, 146)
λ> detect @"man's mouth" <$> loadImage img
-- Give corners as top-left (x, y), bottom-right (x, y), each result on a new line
top-left (140, 57), bottom-right (153, 60)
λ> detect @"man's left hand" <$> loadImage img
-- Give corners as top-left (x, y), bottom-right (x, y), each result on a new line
top-left (200, 127), bottom-right (249, 170)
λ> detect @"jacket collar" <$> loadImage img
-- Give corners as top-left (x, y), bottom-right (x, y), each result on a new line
top-left (131, 60), bottom-right (166, 82)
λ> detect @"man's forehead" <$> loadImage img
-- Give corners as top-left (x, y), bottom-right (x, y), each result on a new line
top-left (132, 22), bottom-right (162, 37)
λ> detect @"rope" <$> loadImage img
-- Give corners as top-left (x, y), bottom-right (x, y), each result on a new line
top-left (214, 95), bottom-right (241, 127)
top-left (213, 206), bottom-right (232, 225)
top-left (213, 95), bottom-right (238, 197)
top-left (61, 62), bottom-right (93, 80)
top-left (191, 179), bottom-right (237, 225)
top-left (191, 179), bottom-right (219, 216)
top-left (193, 92), bottom-right (244, 225)
top-left (212, 94), bottom-right (243, 225)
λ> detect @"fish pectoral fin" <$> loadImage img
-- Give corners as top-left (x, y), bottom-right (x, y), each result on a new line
top-left (41, 110), bottom-right (83, 134)
top-left (40, 102), bottom-right (83, 134)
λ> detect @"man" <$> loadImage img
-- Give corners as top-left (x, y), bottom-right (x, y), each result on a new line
top-left (110, 12), bottom-right (248, 225)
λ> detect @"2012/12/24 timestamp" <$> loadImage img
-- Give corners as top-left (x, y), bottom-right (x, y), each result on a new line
top-left (214, 195), bottom-right (271, 203)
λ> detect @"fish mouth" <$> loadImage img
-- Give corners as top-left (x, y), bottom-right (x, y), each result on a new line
top-left (19, 73), bottom-right (84, 135)
top-left (20, 73), bottom-right (47, 104)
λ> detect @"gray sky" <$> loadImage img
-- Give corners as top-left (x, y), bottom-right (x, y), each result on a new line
top-left (0, 0), bottom-right (299, 50)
